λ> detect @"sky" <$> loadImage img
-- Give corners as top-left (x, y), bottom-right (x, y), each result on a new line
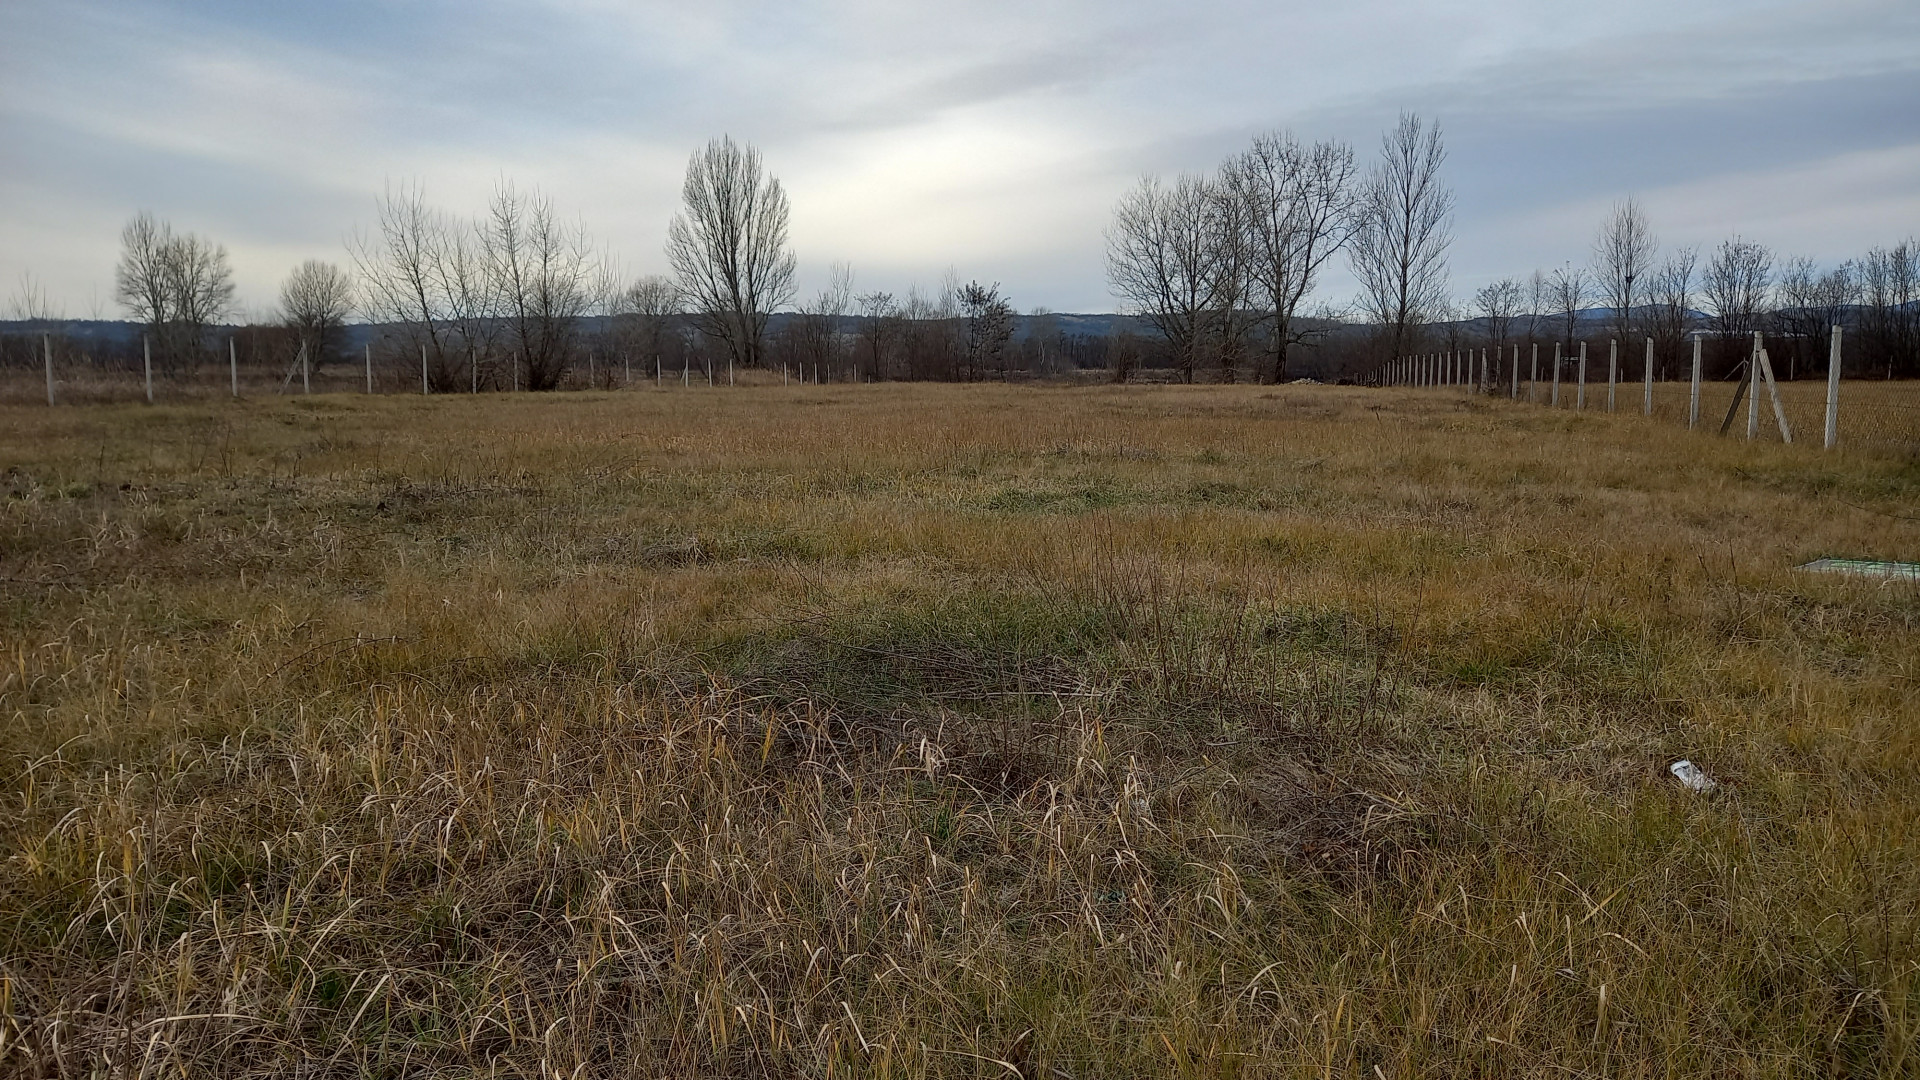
top-left (2, 0), bottom-right (1917, 320)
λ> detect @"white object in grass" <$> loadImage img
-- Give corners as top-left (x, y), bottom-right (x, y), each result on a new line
top-left (1669, 760), bottom-right (1716, 793)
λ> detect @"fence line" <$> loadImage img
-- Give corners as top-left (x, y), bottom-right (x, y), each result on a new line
top-left (6, 332), bottom-right (831, 406)
top-left (1367, 327), bottom-right (1918, 453)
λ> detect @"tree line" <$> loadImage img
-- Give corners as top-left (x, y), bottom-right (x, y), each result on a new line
top-left (1105, 113), bottom-right (1451, 384)
top-left (1462, 207), bottom-right (1920, 382)
top-left (1103, 113), bottom-right (1920, 384)
top-left (7, 126), bottom-right (1917, 388)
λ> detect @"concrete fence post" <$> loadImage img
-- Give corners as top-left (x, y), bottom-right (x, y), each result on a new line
top-left (1747, 332), bottom-right (1761, 440)
top-left (1607, 338), bottom-right (1618, 413)
top-left (1577, 341), bottom-right (1587, 411)
top-left (1552, 342), bottom-right (1562, 407)
top-left (44, 332), bottom-right (54, 406)
top-left (422, 345), bottom-right (429, 395)
top-left (1825, 325), bottom-right (1842, 450)
top-left (231, 337), bottom-right (239, 398)
top-left (1688, 335), bottom-right (1702, 430)
top-left (144, 334), bottom-right (154, 404)
top-left (1643, 337), bottom-right (1654, 416)
top-left (1530, 342), bottom-right (1538, 403)
top-left (365, 343), bottom-right (373, 393)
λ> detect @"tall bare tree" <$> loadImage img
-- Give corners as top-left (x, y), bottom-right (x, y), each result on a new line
top-left (7, 272), bottom-right (63, 322)
top-left (1106, 174), bottom-right (1221, 383)
top-left (1025, 307), bottom-right (1062, 375)
top-left (1204, 179), bottom-right (1255, 383)
top-left (115, 213), bottom-right (172, 346)
top-left (1858, 240), bottom-right (1917, 378)
top-left (279, 260), bottom-right (354, 370)
top-left (351, 183), bottom-right (459, 387)
top-left (1775, 257), bottom-right (1856, 380)
top-left (166, 234), bottom-right (236, 371)
top-left (897, 284), bottom-right (959, 380)
top-left (1348, 113), bottom-right (1452, 362)
top-left (1591, 198), bottom-right (1657, 344)
top-left (1474, 277), bottom-right (1523, 353)
top-left (1221, 132), bottom-right (1357, 382)
top-left (1548, 263), bottom-right (1590, 353)
top-left (796, 262), bottom-right (853, 380)
top-left (114, 212), bottom-right (234, 372)
top-left (1647, 247), bottom-right (1698, 379)
top-left (1701, 238), bottom-right (1772, 365)
top-left (1524, 268), bottom-right (1549, 345)
top-left (436, 228), bottom-right (504, 388)
top-left (666, 136), bottom-right (797, 371)
top-left (621, 275), bottom-right (682, 381)
top-left (481, 182), bottom-right (597, 391)
top-left (855, 290), bottom-right (900, 381)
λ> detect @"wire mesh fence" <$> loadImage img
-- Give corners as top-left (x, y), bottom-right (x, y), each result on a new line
top-left (1368, 340), bottom-right (1920, 454)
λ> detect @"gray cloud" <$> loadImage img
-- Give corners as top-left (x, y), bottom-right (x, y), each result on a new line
top-left (2, 0), bottom-right (1915, 317)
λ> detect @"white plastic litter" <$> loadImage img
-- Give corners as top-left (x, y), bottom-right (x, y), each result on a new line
top-left (1668, 759), bottom-right (1716, 793)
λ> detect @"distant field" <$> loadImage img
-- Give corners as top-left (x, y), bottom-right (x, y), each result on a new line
top-left (3, 384), bottom-right (1917, 1077)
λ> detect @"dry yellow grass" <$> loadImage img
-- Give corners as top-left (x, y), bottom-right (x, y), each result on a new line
top-left (3, 383), bottom-right (1918, 1077)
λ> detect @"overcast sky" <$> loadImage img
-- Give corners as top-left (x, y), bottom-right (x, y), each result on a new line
top-left (3, 0), bottom-right (1917, 319)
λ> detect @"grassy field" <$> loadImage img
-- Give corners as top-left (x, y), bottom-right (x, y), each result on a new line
top-left (3, 383), bottom-right (1917, 1077)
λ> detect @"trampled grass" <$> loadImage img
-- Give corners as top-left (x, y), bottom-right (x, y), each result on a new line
top-left (2, 382), bottom-right (1918, 1077)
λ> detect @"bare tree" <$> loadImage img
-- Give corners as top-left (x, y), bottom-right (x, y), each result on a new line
top-left (1106, 174), bottom-right (1221, 382)
top-left (796, 262), bottom-right (853, 380)
top-left (1858, 240), bottom-right (1917, 378)
top-left (1348, 113), bottom-right (1452, 362)
top-left (114, 213), bottom-right (234, 372)
top-left (167, 234), bottom-right (235, 371)
top-left (1025, 307), bottom-right (1061, 375)
top-left (1548, 263), bottom-right (1590, 353)
top-left (1524, 269), bottom-right (1548, 345)
top-left (115, 213), bottom-right (172, 345)
top-left (437, 228), bottom-right (504, 389)
top-left (1222, 133), bottom-right (1357, 382)
top-left (1436, 297), bottom-right (1469, 355)
top-left (1647, 246), bottom-right (1698, 379)
top-left (1109, 328), bottom-right (1141, 383)
top-left (1591, 198), bottom-right (1656, 344)
top-left (1701, 238), bottom-right (1773, 364)
top-left (481, 182), bottom-right (597, 391)
top-left (667, 136), bottom-right (797, 371)
top-left (1474, 277), bottom-right (1523, 353)
top-left (7, 272), bottom-right (64, 323)
top-left (855, 290), bottom-right (900, 380)
top-left (352, 184), bottom-right (458, 387)
top-left (279, 260), bottom-right (354, 370)
top-left (1775, 257), bottom-right (1856, 380)
top-left (621, 275), bottom-right (682, 381)
top-left (897, 284), bottom-right (960, 380)
top-left (1204, 179), bottom-right (1255, 383)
